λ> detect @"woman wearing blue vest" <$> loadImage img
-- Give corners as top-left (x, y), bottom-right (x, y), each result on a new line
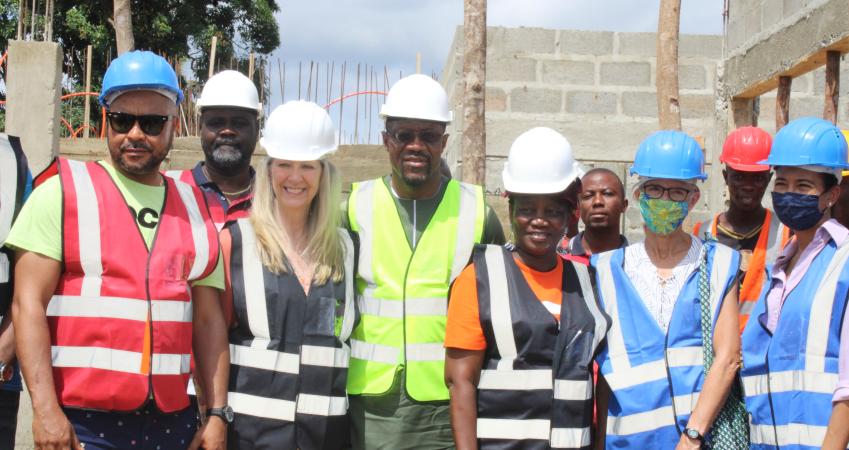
top-left (594, 130), bottom-right (742, 449)
top-left (445, 127), bottom-right (610, 450)
top-left (741, 117), bottom-right (849, 450)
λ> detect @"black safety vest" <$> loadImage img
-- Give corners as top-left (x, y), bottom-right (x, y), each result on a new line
top-left (226, 219), bottom-right (357, 450)
top-left (474, 245), bottom-right (609, 450)
top-left (0, 135), bottom-right (28, 319)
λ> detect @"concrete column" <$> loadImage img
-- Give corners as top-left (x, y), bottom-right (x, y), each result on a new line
top-left (5, 40), bottom-right (63, 173)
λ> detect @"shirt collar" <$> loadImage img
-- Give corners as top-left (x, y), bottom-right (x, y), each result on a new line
top-left (774, 218), bottom-right (848, 268)
top-left (191, 162), bottom-right (256, 189)
top-left (569, 231), bottom-right (628, 256)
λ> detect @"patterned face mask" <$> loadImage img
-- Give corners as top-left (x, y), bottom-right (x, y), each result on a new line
top-left (639, 193), bottom-right (689, 235)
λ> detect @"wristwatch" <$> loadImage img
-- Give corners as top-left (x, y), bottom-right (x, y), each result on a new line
top-left (206, 405), bottom-right (234, 424)
top-left (0, 361), bottom-right (12, 383)
top-left (684, 427), bottom-right (704, 444)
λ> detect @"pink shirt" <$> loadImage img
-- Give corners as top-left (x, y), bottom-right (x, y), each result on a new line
top-left (764, 219), bottom-right (849, 402)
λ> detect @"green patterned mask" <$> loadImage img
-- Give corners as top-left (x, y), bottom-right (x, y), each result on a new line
top-left (639, 193), bottom-right (689, 235)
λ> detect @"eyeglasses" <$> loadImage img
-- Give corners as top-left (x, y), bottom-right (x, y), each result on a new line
top-left (643, 184), bottom-right (693, 202)
top-left (385, 129), bottom-right (445, 147)
top-left (106, 111), bottom-right (171, 136)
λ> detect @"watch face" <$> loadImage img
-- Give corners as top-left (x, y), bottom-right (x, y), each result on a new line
top-left (686, 429), bottom-right (700, 439)
top-left (223, 405), bottom-right (234, 422)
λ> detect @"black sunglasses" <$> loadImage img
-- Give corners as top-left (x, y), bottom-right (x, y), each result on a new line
top-left (385, 129), bottom-right (445, 147)
top-left (106, 111), bottom-right (171, 136)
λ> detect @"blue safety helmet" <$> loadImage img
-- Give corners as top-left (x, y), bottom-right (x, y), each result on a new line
top-left (760, 117), bottom-right (849, 170)
top-left (99, 50), bottom-right (183, 107)
top-left (629, 130), bottom-right (707, 180)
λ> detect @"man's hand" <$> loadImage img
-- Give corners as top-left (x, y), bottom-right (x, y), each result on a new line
top-left (187, 416), bottom-right (227, 450)
top-left (32, 406), bottom-right (81, 450)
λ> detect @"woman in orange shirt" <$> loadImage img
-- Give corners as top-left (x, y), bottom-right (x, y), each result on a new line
top-left (444, 127), bottom-right (610, 450)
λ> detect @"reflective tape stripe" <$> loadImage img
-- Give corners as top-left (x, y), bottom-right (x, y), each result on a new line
top-left (173, 181), bottom-right (210, 280)
top-left (358, 294), bottom-right (448, 319)
top-left (405, 343), bottom-right (444, 362)
top-left (667, 346), bottom-right (704, 367)
top-left (574, 263), bottom-right (608, 353)
top-left (750, 423), bottom-right (827, 447)
top-left (485, 246), bottom-right (516, 370)
top-left (352, 181), bottom-right (375, 284)
top-left (67, 160), bottom-right (103, 297)
top-left (550, 427), bottom-right (591, 448)
top-left (477, 418), bottom-right (551, 441)
top-left (604, 346), bottom-right (702, 390)
top-left (450, 183), bottom-right (479, 281)
top-left (709, 245), bottom-right (734, 320)
top-left (742, 370), bottom-right (838, 396)
top-left (300, 345), bottom-right (349, 368)
top-left (237, 220), bottom-right (271, 342)
top-left (350, 339), bottom-right (398, 365)
top-left (164, 170), bottom-right (183, 181)
top-left (764, 213), bottom-right (784, 265)
top-left (47, 295), bottom-right (192, 322)
top-left (806, 240), bottom-right (849, 372)
top-left (338, 229), bottom-right (357, 342)
top-left (230, 344), bottom-right (299, 374)
top-left (554, 377), bottom-right (592, 401)
top-left (0, 253), bottom-right (7, 284)
top-left (478, 369), bottom-right (552, 391)
top-left (296, 393), bottom-right (348, 416)
top-left (596, 252), bottom-right (628, 372)
top-left (739, 300), bottom-right (756, 316)
top-left (606, 405), bottom-right (676, 435)
top-left (229, 391), bottom-right (295, 422)
top-left (0, 137), bottom-right (16, 245)
top-left (673, 391), bottom-right (699, 415)
top-left (51, 346), bottom-right (189, 375)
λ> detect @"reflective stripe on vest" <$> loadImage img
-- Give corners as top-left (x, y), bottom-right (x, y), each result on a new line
top-left (475, 245), bottom-right (606, 449)
top-left (695, 211), bottom-right (788, 332)
top-left (741, 238), bottom-right (849, 450)
top-left (595, 243), bottom-right (736, 448)
top-left (346, 178), bottom-right (485, 401)
top-left (165, 169), bottom-right (251, 231)
top-left (52, 159), bottom-right (219, 413)
top-left (226, 219), bottom-right (356, 448)
top-left (0, 134), bottom-right (27, 318)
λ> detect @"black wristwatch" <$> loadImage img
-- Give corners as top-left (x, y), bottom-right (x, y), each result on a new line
top-left (206, 405), bottom-right (234, 424)
top-left (684, 427), bottom-right (704, 444)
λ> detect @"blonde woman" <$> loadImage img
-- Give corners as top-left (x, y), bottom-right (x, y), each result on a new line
top-left (220, 100), bottom-right (356, 449)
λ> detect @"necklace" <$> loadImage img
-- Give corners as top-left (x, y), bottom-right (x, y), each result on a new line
top-left (716, 222), bottom-right (763, 240)
top-left (202, 165), bottom-right (253, 197)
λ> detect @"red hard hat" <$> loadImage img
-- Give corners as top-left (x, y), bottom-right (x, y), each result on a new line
top-left (720, 126), bottom-right (772, 172)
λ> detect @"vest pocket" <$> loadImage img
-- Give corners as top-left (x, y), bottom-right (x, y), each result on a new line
top-left (304, 296), bottom-right (340, 337)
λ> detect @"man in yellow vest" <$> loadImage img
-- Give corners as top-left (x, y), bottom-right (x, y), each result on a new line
top-left (345, 74), bottom-right (505, 449)
top-left (693, 126), bottom-right (788, 332)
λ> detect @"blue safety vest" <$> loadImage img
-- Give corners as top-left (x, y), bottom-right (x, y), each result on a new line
top-left (593, 241), bottom-right (738, 449)
top-left (741, 237), bottom-right (849, 450)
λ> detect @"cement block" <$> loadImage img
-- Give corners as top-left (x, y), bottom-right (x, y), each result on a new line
top-left (600, 62), bottom-right (652, 87)
top-left (540, 60), bottom-right (595, 85)
top-left (791, 73), bottom-right (810, 93)
top-left (789, 96), bottom-right (825, 119)
top-left (485, 157), bottom-right (507, 194)
top-left (680, 35), bottom-right (724, 59)
top-left (487, 87), bottom-right (508, 112)
top-left (745, 4), bottom-right (763, 39)
top-left (510, 86), bottom-right (563, 113)
top-left (487, 55), bottom-right (537, 82)
top-left (566, 91), bottom-right (617, 114)
top-left (617, 32), bottom-right (656, 57)
top-left (558, 30), bottom-right (614, 56)
top-left (621, 92), bottom-right (658, 117)
top-left (488, 27), bottom-right (556, 57)
top-left (680, 65), bottom-right (707, 90)
top-left (726, 19), bottom-right (747, 53)
top-left (680, 94), bottom-right (715, 119)
top-left (5, 40), bottom-right (63, 173)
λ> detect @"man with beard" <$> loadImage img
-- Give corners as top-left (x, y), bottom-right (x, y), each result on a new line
top-left (167, 70), bottom-right (260, 230)
top-left (7, 51), bottom-right (230, 449)
top-left (344, 74), bottom-right (504, 449)
top-left (693, 126), bottom-right (789, 331)
top-left (559, 168), bottom-right (628, 264)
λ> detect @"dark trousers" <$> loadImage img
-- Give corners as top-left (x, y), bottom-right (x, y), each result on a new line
top-left (64, 402), bottom-right (198, 450)
top-left (0, 390), bottom-right (19, 450)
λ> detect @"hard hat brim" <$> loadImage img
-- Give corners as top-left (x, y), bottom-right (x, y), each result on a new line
top-left (724, 161), bottom-right (771, 172)
top-left (502, 172), bottom-right (580, 195)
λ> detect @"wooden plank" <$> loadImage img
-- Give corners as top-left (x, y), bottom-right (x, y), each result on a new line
top-left (776, 76), bottom-right (792, 131)
top-left (656, 0), bottom-right (682, 130)
top-left (461, 0), bottom-right (487, 185)
top-left (824, 50), bottom-right (840, 124)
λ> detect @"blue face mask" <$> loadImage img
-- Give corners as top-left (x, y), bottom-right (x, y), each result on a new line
top-left (772, 191), bottom-right (826, 231)
top-left (639, 193), bottom-right (689, 235)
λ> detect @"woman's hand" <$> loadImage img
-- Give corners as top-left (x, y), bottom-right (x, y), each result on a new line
top-left (674, 434), bottom-right (702, 450)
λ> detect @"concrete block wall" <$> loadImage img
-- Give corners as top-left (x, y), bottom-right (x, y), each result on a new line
top-left (442, 26), bottom-right (722, 240)
top-left (726, 0), bottom-right (832, 57)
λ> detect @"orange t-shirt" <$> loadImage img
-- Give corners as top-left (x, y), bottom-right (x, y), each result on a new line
top-left (444, 255), bottom-right (564, 351)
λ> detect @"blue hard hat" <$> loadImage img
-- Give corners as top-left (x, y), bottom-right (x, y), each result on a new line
top-left (99, 50), bottom-right (183, 107)
top-left (629, 130), bottom-right (707, 180)
top-left (760, 117), bottom-right (849, 169)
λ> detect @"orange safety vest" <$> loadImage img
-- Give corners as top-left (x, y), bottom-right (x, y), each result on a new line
top-left (50, 159), bottom-right (219, 412)
top-left (693, 210), bottom-right (790, 333)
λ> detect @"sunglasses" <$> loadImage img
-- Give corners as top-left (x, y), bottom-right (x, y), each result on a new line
top-left (385, 129), bottom-right (445, 147)
top-left (106, 111), bottom-right (172, 136)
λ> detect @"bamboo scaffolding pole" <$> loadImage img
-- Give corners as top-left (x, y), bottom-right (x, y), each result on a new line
top-left (354, 63), bottom-right (360, 143)
top-left (208, 36), bottom-right (218, 79)
top-left (776, 76), bottom-right (792, 130)
top-left (278, 58), bottom-right (284, 103)
top-left (83, 45), bottom-right (92, 138)
top-left (338, 62), bottom-right (345, 146)
top-left (824, 51), bottom-right (840, 124)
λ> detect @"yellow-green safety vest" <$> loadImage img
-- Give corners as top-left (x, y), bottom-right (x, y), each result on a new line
top-left (346, 178), bottom-right (485, 401)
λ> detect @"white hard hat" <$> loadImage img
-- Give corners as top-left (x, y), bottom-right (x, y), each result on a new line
top-left (379, 74), bottom-right (452, 123)
top-left (502, 127), bottom-right (581, 194)
top-left (260, 100), bottom-right (337, 161)
top-left (197, 70), bottom-right (261, 113)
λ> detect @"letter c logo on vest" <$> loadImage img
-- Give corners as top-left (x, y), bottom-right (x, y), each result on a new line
top-left (129, 207), bottom-right (160, 229)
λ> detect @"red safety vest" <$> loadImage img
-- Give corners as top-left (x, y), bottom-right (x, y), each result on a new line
top-left (50, 159), bottom-right (219, 413)
top-left (165, 169), bottom-right (252, 231)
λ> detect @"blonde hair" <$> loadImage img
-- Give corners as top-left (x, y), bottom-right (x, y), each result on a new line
top-left (249, 156), bottom-right (345, 284)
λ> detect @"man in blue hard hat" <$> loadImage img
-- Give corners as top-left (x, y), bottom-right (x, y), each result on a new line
top-left (7, 50), bottom-right (230, 450)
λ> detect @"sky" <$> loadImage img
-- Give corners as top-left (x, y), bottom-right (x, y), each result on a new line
top-left (266, 0), bottom-right (725, 144)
